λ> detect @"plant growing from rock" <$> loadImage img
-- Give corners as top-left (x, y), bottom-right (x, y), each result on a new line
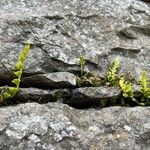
top-left (77, 54), bottom-right (105, 87)
top-left (107, 58), bottom-right (120, 86)
top-left (77, 72), bottom-right (105, 87)
top-left (79, 54), bottom-right (86, 77)
top-left (119, 76), bottom-right (136, 105)
top-left (0, 43), bottom-right (30, 102)
top-left (140, 71), bottom-right (150, 103)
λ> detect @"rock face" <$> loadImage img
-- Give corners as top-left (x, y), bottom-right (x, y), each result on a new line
top-left (17, 88), bottom-right (71, 103)
top-left (68, 86), bottom-right (121, 107)
top-left (21, 72), bottom-right (76, 89)
top-left (0, 0), bottom-right (150, 85)
top-left (0, 1), bottom-right (150, 149)
top-left (0, 102), bottom-right (149, 150)
top-left (0, 85), bottom-right (142, 107)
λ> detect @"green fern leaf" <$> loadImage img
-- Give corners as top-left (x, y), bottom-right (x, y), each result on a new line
top-left (0, 43), bottom-right (30, 102)
top-left (3, 92), bottom-right (11, 99)
top-left (119, 76), bottom-right (134, 99)
top-left (12, 79), bottom-right (21, 86)
top-left (14, 70), bottom-right (22, 77)
top-left (107, 58), bottom-right (120, 86)
top-left (16, 61), bottom-right (23, 70)
top-left (19, 54), bottom-right (26, 63)
top-left (9, 87), bottom-right (19, 93)
top-left (140, 71), bottom-right (150, 99)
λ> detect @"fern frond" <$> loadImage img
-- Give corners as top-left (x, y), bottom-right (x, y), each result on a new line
top-left (79, 54), bottom-right (86, 77)
top-left (12, 42), bottom-right (30, 93)
top-left (140, 71), bottom-right (150, 100)
top-left (119, 76), bottom-right (134, 99)
top-left (0, 43), bottom-right (30, 102)
top-left (107, 58), bottom-right (120, 86)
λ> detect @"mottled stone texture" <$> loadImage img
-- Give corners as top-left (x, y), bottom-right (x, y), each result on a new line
top-left (0, 1), bottom-right (150, 149)
top-left (69, 86), bottom-right (121, 107)
top-left (21, 72), bottom-right (76, 89)
top-left (0, 0), bottom-right (150, 85)
top-left (0, 102), bottom-right (149, 149)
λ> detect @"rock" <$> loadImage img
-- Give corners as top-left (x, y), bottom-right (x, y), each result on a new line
top-left (133, 84), bottom-right (142, 98)
top-left (21, 72), bottom-right (76, 89)
top-left (0, 102), bottom-right (149, 149)
top-left (0, 0), bottom-right (150, 85)
top-left (140, 0), bottom-right (150, 3)
top-left (17, 88), bottom-right (71, 103)
top-left (6, 115), bottom-right (48, 140)
top-left (68, 86), bottom-right (121, 107)
top-left (0, 86), bottom-right (71, 105)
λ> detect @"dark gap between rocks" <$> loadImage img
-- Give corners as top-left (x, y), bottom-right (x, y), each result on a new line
top-left (0, 84), bottom-right (143, 109)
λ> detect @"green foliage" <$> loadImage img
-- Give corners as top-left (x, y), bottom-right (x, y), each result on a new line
top-left (51, 91), bottom-right (63, 102)
top-left (79, 54), bottom-right (86, 77)
top-left (140, 71), bottom-right (150, 102)
top-left (77, 54), bottom-right (106, 87)
top-left (0, 44), bottom-right (149, 107)
top-left (107, 58), bottom-right (120, 86)
top-left (119, 76), bottom-right (134, 99)
top-left (13, 42), bottom-right (30, 89)
top-left (77, 72), bottom-right (105, 87)
top-left (0, 43), bottom-right (30, 102)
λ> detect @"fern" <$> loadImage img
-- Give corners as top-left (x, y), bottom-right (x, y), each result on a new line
top-left (107, 58), bottom-right (120, 86)
top-left (119, 76), bottom-right (134, 100)
top-left (79, 54), bottom-right (86, 77)
top-left (1, 43), bottom-right (30, 101)
top-left (140, 71), bottom-right (150, 102)
top-left (77, 72), bottom-right (105, 87)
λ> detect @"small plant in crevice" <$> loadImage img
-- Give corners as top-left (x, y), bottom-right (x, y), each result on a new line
top-left (140, 71), bottom-right (150, 104)
top-left (107, 58), bottom-right (120, 86)
top-left (119, 76), bottom-right (134, 99)
top-left (79, 54), bottom-right (86, 77)
top-left (77, 72), bottom-right (106, 87)
top-left (119, 76), bottom-right (136, 106)
top-left (77, 54), bottom-right (106, 87)
top-left (0, 43), bottom-right (30, 102)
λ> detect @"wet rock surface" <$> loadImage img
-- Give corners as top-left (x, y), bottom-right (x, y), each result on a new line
top-left (0, 102), bottom-right (149, 149)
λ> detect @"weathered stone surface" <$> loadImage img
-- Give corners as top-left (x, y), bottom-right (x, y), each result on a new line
top-left (21, 72), bottom-right (76, 89)
top-left (0, 84), bottom-right (143, 107)
top-left (17, 88), bottom-right (71, 103)
top-left (0, 0), bottom-right (150, 85)
top-left (68, 86), bottom-right (121, 107)
top-left (133, 84), bottom-right (142, 97)
top-left (0, 102), bottom-right (149, 149)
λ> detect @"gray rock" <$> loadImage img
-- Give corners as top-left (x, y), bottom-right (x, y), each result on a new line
top-left (68, 86), bottom-right (121, 107)
top-left (133, 84), bottom-right (142, 97)
top-left (17, 88), bottom-right (71, 103)
top-left (0, 102), bottom-right (149, 149)
top-left (0, 86), bottom-right (71, 104)
top-left (0, 0), bottom-right (150, 86)
top-left (21, 72), bottom-right (76, 89)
